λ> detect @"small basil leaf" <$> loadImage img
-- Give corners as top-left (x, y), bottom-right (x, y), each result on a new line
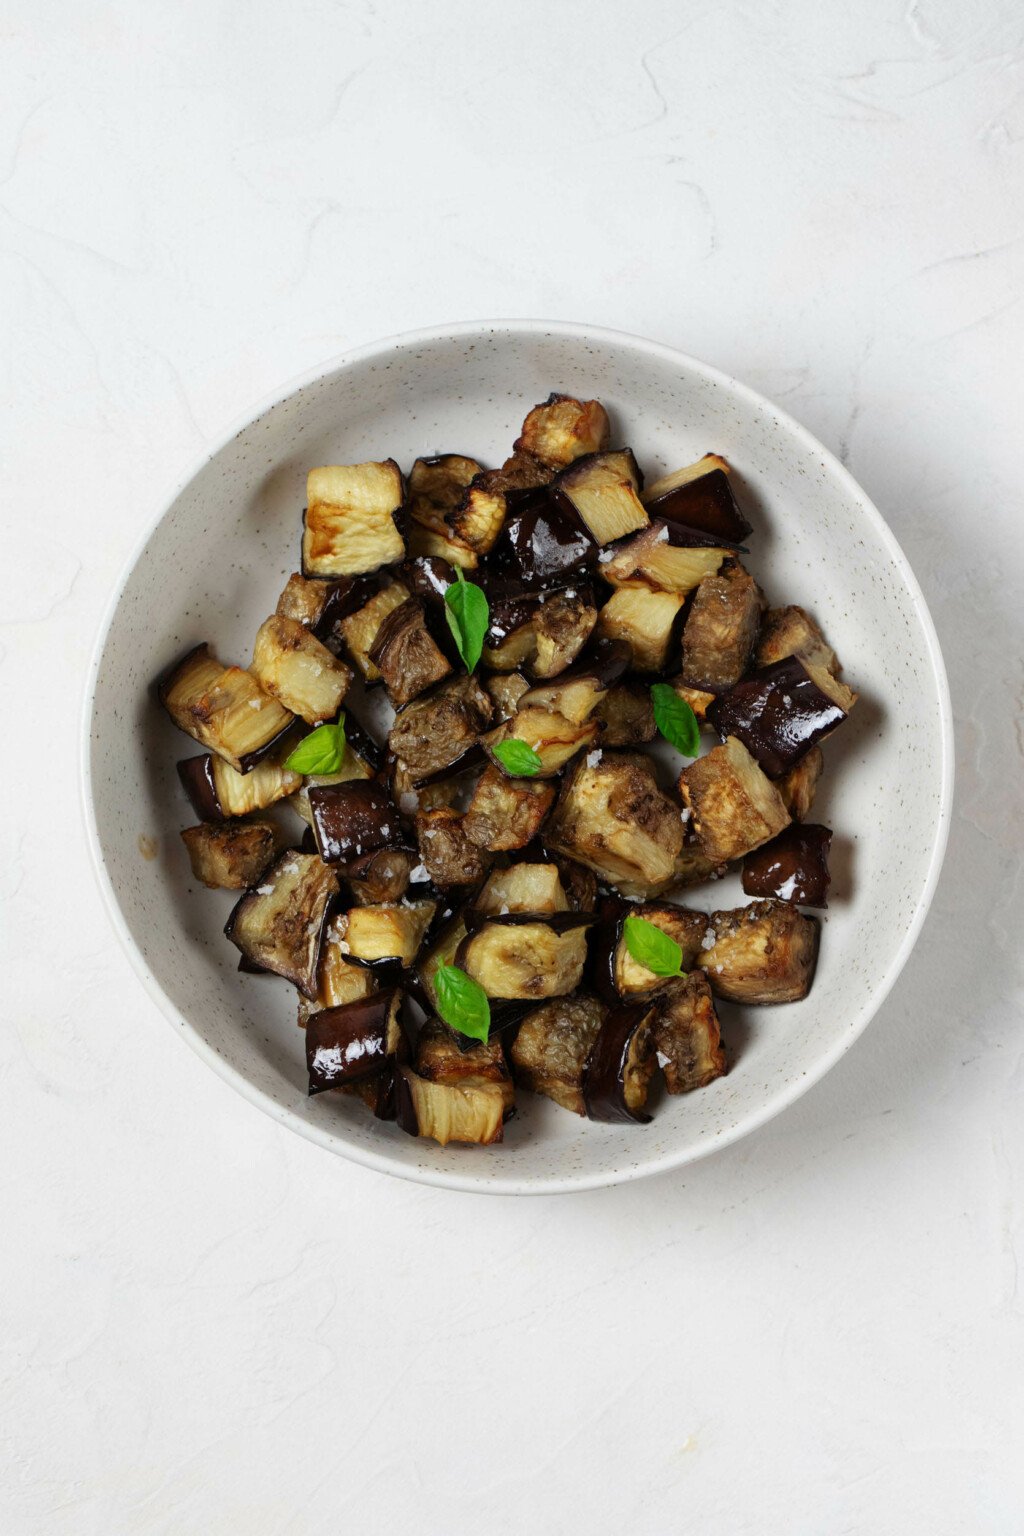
top-left (492, 738), bottom-right (542, 777)
top-left (651, 683), bottom-right (701, 758)
top-left (434, 963), bottom-right (491, 1043)
top-left (283, 713), bottom-right (347, 775)
top-left (622, 914), bottom-right (685, 978)
top-left (444, 567), bottom-right (489, 673)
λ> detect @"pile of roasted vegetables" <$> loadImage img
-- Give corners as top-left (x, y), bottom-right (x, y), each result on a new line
top-left (160, 393), bottom-right (857, 1146)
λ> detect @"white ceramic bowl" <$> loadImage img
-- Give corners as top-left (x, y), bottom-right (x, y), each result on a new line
top-left (83, 321), bottom-right (952, 1194)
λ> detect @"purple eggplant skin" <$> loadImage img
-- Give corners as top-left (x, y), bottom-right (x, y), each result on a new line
top-left (485, 582), bottom-right (596, 646)
top-left (708, 657), bottom-right (851, 779)
top-left (586, 898), bottom-right (631, 1007)
top-left (400, 555), bottom-right (456, 606)
top-left (309, 782), bottom-right (410, 866)
top-left (305, 989), bottom-right (402, 1095)
top-left (645, 466), bottom-right (753, 545)
top-left (742, 823), bottom-right (833, 907)
top-left (484, 497), bottom-right (598, 593)
top-left (393, 1065), bottom-right (420, 1136)
top-left (342, 709), bottom-right (386, 775)
top-left (581, 1000), bottom-right (656, 1124)
top-left (177, 756), bottom-right (224, 821)
top-left (411, 743), bottom-right (486, 791)
top-left (550, 636), bottom-right (632, 690)
top-left (238, 953), bottom-right (272, 975)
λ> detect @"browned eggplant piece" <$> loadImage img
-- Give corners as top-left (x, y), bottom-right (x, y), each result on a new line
top-left (287, 748), bottom-right (375, 830)
top-left (178, 746), bottom-right (302, 821)
top-left (653, 972), bottom-right (726, 1094)
top-left (158, 644), bottom-right (294, 773)
top-left (599, 524), bottom-right (728, 594)
top-left (224, 851), bottom-right (338, 997)
top-left (308, 781), bottom-right (411, 868)
top-left (483, 587), bottom-right (598, 678)
top-left (513, 393), bottom-right (611, 469)
top-left (755, 605), bottom-right (840, 676)
top-left (708, 656), bottom-right (858, 778)
top-left (670, 840), bottom-right (729, 891)
top-left (302, 461), bottom-right (405, 578)
top-left (679, 559), bottom-right (763, 692)
top-left (415, 807), bottom-right (491, 891)
top-left (275, 572), bottom-right (334, 628)
top-left (544, 752), bottom-right (685, 898)
top-left (668, 679), bottom-right (717, 725)
top-left (305, 988), bottom-right (404, 1094)
top-left (387, 674), bottom-right (493, 780)
top-left (516, 639), bottom-right (630, 724)
top-left (415, 1018), bottom-right (515, 1114)
top-left (180, 819), bottom-right (284, 890)
top-left (400, 552), bottom-right (457, 606)
top-left (776, 744), bottom-right (824, 821)
top-left (454, 915), bottom-right (591, 1000)
top-left (297, 918), bottom-right (378, 1023)
top-left (394, 1066), bottom-right (506, 1145)
top-left (274, 572), bottom-right (382, 659)
top-left (484, 670), bottom-right (530, 722)
top-left (250, 614), bottom-right (352, 724)
top-left (485, 498), bottom-right (598, 593)
top-left (509, 995), bottom-right (606, 1114)
top-left (596, 587), bottom-right (687, 673)
top-left (592, 681), bottom-right (657, 746)
top-left (417, 905), bottom-right (470, 1008)
top-left (742, 823), bottom-right (832, 907)
top-left (590, 901), bottom-right (707, 1004)
top-left (699, 899), bottom-right (819, 1004)
top-left (462, 765), bottom-right (557, 852)
top-left (641, 454), bottom-right (753, 545)
top-left (552, 450), bottom-right (648, 544)
top-left (483, 706), bottom-right (599, 779)
top-left (366, 596), bottom-right (452, 706)
top-left (582, 1000), bottom-right (658, 1123)
top-left (406, 454), bottom-right (482, 569)
top-left (345, 848), bottom-right (416, 905)
top-left (338, 899), bottom-right (436, 964)
top-left (338, 579), bottom-right (410, 681)
top-left (477, 862), bottom-right (569, 915)
top-left (679, 735), bottom-right (790, 864)
top-left (447, 444), bottom-right (558, 561)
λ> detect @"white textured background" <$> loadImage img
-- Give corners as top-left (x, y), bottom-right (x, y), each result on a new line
top-left (3, 2), bottom-right (1023, 1531)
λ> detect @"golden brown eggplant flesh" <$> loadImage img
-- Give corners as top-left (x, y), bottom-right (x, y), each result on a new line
top-left (415, 807), bottom-right (491, 891)
top-left (516, 638), bottom-right (630, 724)
top-left (387, 674), bottom-right (493, 781)
top-left (599, 524), bottom-right (728, 594)
top-left (159, 644), bottom-right (295, 773)
top-left (415, 1018), bottom-right (515, 1114)
top-left (582, 1000), bottom-right (658, 1123)
top-left (367, 596), bottom-right (453, 706)
top-left (678, 735), bottom-right (790, 865)
top-left (652, 971), bottom-right (727, 1094)
top-left (513, 393), bottom-right (611, 469)
top-left (679, 558), bottom-right (763, 692)
top-left (455, 916), bottom-right (591, 1000)
top-left (699, 899), bottom-right (820, 1004)
top-left (251, 614), bottom-right (352, 724)
top-left (509, 995), bottom-right (606, 1114)
top-left (462, 765), bottom-right (557, 853)
top-left (224, 851), bottom-right (338, 997)
top-left (336, 899), bottom-right (436, 965)
top-left (544, 752), bottom-right (685, 898)
top-left (776, 745), bottom-right (824, 822)
top-left (180, 819), bottom-right (284, 890)
top-left (484, 705), bottom-right (599, 778)
top-left (394, 1067), bottom-right (506, 1145)
top-left (592, 682), bottom-right (657, 746)
top-left (305, 988), bottom-right (404, 1094)
top-left (476, 862), bottom-right (569, 916)
top-left (552, 450), bottom-right (648, 544)
top-left (302, 460), bottom-right (406, 578)
top-left (741, 823), bottom-right (832, 907)
top-left (338, 579), bottom-right (411, 682)
top-left (344, 848), bottom-right (416, 906)
top-left (483, 587), bottom-right (598, 679)
top-left (178, 747), bottom-right (303, 821)
top-left (755, 605), bottom-right (840, 676)
top-left (590, 901), bottom-right (708, 1004)
top-left (596, 586), bottom-right (687, 673)
top-left (707, 656), bottom-right (858, 779)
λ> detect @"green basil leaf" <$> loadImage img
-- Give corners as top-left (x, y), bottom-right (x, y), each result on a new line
top-left (492, 738), bottom-right (542, 777)
top-left (622, 914), bottom-right (686, 978)
top-left (444, 567), bottom-right (489, 673)
top-left (651, 683), bottom-right (701, 758)
top-left (283, 713), bottom-right (347, 775)
top-left (434, 963), bottom-right (491, 1043)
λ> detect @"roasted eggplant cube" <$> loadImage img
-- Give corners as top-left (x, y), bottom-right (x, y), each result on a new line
top-left (341, 899), bottom-right (436, 964)
top-left (680, 559), bottom-right (763, 692)
top-left (653, 972), bottom-right (726, 1094)
top-left (338, 580), bottom-right (410, 681)
top-left (776, 745), bottom-right (824, 822)
top-left (600, 525), bottom-right (727, 594)
top-left (180, 819), bottom-right (283, 890)
top-left (463, 765), bottom-right (557, 852)
top-left (178, 747), bottom-right (302, 821)
top-left (287, 750), bottom-right (375, 831)
top-left (251, 614), bottom-right (352, 725)
top-left (484, 671), bottom-right (530, 722)
top-left (408, 454), bottom-right (482, 545)
top-left (275, 572), bottom-right (334, 629)
top-left (305, 989), bottom-right (404, 1094)
top-left (486, 499), bottom-right (598, 595)
top-left (483, 588), bottom-right (598, 679)
top-left (415, 807), bottom-right (491, 890)
top-left (517, 639), bottom-right (630, 724)
top-left (446, 475), bottom-right (511, 557)
top-left (159, 644), bottom-right (294, 773)
top-left (708, 655), bottom-right (857, 778)
top-left (596, 587), bottom-right (687, 673)
top-left (345, 848), bottom-right (416, 906)
top-left (387, 674), bottom-right (493, 781)
top-left (394, 1067), bottom-right (506, 1146)
top-left (298, 919), bottom-right (378, 1022)
top-left (308, 781), bottom-right (409, 867)
top-left (367, 596), bottom-right (452, 706)
top-left (510, 995), bottom-right (606, 1114)
top-left (455, 918), bottom-right (590, 1000)
top-left (513, 393), bottom-right (611, 469)
top-left (678, 735), bottom-right (790, 864)
top-left (592, 682), bottom-right (657, 746)
top-left (302, 461), bottom-right (405, 578)
top-left (641, 454), bottom-right (753, 545)
top-left (477, 862), bottom-right (569, 915)
top-left (484, 706), bottom-right (598, 779)
top-left (224, 852), bottom-right (338, 997)
top-left (544, 753), bottom-right (685, 897)
top-left (596, 902), bottom-right (707, 1001)
top-left (669, 680), bottom-right (717, 726)
top-left (552, 450), bottom-right (648, 544)
top-left (700, 899), bottom-right (819, 1004)
top-left (582, 1000), bottom-right (658, 1123)
top-left (415, 1018), bottom-right (514, 1114)
top-left (742, 823), bottom-right (832, 907)
top-left (755, 605), bottom-right (840, 676)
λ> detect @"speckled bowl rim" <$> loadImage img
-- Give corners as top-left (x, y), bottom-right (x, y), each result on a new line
top-left (81, 319), bottom-right (954, 1196)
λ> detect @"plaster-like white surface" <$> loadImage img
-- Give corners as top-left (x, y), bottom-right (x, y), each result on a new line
top-left (1, 2), bottom-right (1021, 1531)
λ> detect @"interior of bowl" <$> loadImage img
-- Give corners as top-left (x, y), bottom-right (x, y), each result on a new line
top-left (85, 322), bottom-right (951, 1192)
